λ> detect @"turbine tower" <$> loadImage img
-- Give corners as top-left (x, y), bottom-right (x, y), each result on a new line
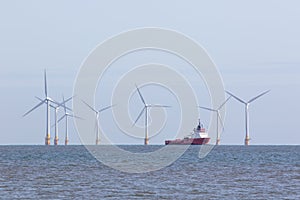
top-left (58, 96), bottom-right (81, 145)
top-left (23, 70), bottom-right (59, 145)
top-left (53, 105), bottom-right (59, 145)
top-left (198, 96), bottom-right (231, 145)
top-left (82, 100), bottom-right (114, 145)
top-left (36, 96), bottom-right (73, 145)
top-left (133, 84), bottom-right (170, 145)
top-left (226, 90), bottom-right (270, 145)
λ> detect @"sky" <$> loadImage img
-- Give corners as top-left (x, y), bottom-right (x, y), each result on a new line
top-left (0, 0), bottom-right (300, 145)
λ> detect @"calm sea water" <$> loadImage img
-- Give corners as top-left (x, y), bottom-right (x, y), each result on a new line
top-left (0, 145), bottom-right (299, 199)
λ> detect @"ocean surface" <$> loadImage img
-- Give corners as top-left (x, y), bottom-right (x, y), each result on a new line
top-left (0, 145), bottom-right (299, 199)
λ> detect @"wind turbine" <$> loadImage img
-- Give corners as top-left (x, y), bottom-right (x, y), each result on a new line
top-left (23, 70), bottom-right (59, 145)
top-left (82, 100), bottom-right (114, 145)
top-left (58, 96), bottom-right (81, 145)
top-left (133, 84), bottom-right (170, 145)
top-left (36, 96), bottom-right (73, 145)
top-left (226, 90), bottom-right (270, 145)
top-left (198, 96), bottom-right (231, 145)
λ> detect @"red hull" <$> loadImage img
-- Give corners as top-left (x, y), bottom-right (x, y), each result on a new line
top-left (165, 138), bottom-right (210, 145)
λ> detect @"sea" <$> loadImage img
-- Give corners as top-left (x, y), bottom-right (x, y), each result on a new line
top-left (0, 145), bottom-right (299, 200)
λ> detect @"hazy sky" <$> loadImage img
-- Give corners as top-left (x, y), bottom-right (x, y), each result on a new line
top-left (0, 0), bottom-right (300, 145)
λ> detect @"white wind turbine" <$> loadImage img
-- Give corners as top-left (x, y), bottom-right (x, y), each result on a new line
top-left (198, 96), bottom-right (231, 145)
top-left (36, 96), bottom-right (73, 145)
top-left (133, 84), bottom-right (170, 145)
top-left (226, 90), bottom-right (270, 145)
top-left (82, 100), bottom-right (114, 145)
top-left (58, 96), bottom-right (81, 145)
top-left (23, 70), bottom-right (60, 145)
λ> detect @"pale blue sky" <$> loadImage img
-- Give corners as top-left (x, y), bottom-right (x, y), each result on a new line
top-left (0, 0), bottom-right (299, 145)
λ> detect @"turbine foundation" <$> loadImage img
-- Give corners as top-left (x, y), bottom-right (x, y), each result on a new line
top-left (45, 134), bottom-right (50, 145)
top-left (144, 138), bottom-right (149, 145)
top-left (96, 139), bottom-right (100, 145)
top-left (65, 138), bottom-right (69, 145)
top-left (54, 137), bottom-right (58, 145)
top-left (245, 137), bottom-right (250, 145)
top-left (216, 138), bottom-right (220, 145)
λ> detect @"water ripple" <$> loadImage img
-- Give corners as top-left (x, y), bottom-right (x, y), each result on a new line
top-left (0, 145), bottom-right (299, 199)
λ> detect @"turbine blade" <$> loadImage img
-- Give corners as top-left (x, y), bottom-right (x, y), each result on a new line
top-left (248, 90), bottom-right (271, 103)
top-left (68, 114), bottom-right (83, 120)
top-left (150, 104), bottom-right (171, 108)
top-left (98, 104), bottom-right (115, 113)
top-left (36, 96), bottom-right (57, 109)
top-left (47, 98), bottom-right (72, 111)
top-left (51, 99), bottom-right (72, 111)
top-left (23, 100), bottom-right (46, 117)
top-left (132, 107), bottom-right (146, 127)
top-left (226, 91), bottom-right (246, 104)
top-left (62, 95), bottom-right (66, 113)
top-left (63, 105), bottom-right (72, 112)
top-left (135, 84), bottom-right (146, 105)
top-left (44, 69), bottom-right (48, 97)
top-left (62, 96), bottom-right (73, 104)
top-left (47, 98), bottom-right (58, 105)
top-left (35, 96), bottom-right (44, 102)
top-left (57, 115), bottom-right (66, 123)
top-left (198, 106), bottom-right (216, 112)
top-left (218, 96), bottom-right (232, 110)
top-left (55, 96), bottom-right (73, 109)
top-left (82, 100), bottom-right (98, 113)
top-left (57, 99), bottom-right (70, 110)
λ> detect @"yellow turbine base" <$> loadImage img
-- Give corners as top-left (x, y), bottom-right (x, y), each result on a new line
top-left (245, 137), bottom-right (250, 146)
top-left (144, 138), bottom-right (149, 145)
top-left (54, 137), bottom-right (59, 145)
top-left (45, 134), bottom-right (50, 145)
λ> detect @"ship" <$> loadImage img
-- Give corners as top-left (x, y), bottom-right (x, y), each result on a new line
top-left (165, 119), bottom-right (210, 145)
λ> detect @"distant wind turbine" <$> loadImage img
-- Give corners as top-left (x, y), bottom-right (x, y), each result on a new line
top-left (198, 96), bottom-right (231, 145)
top-left (133, 84), bottom-right (170, 145)
top-left (226, 90), bottom-right (270, 145)
top-left (82, 100), bottom-right (114, 145)
top-left (23, 70), bottom-right (60, 145)
top-left (58, 96), bottom-right (81, 145)
top-left (36, 96), bottom-right (73, 145)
